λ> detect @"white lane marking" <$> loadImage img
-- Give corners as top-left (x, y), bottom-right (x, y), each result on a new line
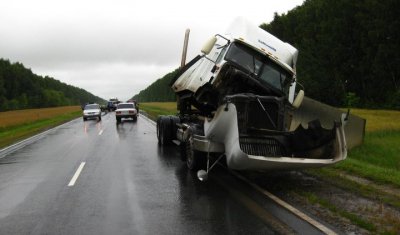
top-left (231, 171), bottom-right (338, 235)
top-left (99, 130), bottom-right (104, 135)
top-left (68, 162), bottom-right (86, 187)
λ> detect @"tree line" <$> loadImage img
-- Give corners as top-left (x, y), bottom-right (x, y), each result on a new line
top-left (132, 69), bottom-right (178, 102)
top-left (135, 0), bottom-right (399, 110)
top-left (261, 0), bottom-right (399, 109)
top-left (0, 59), bottom-right (104, 111)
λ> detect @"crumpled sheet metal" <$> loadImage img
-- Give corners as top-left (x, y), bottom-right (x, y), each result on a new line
top-left (290, 97), bottom-right (366, 150)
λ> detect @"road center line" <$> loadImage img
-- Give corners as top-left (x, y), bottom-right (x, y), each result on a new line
top-left (68, 162), bottom-right (86, 187)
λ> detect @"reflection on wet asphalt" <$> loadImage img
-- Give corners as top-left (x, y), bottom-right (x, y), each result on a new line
top-left (0, 112), bottom-right (276, 234)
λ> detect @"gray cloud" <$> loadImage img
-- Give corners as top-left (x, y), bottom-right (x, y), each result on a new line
top-left (0, 0), bottom-right (304, 101)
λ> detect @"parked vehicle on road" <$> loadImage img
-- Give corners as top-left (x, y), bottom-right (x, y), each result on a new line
top-left (83, 103), bottom-right (101, 121)
top-left (115, 103), bottom-right (138, 123)
top-left (107, 98), bottom-right (120, 111)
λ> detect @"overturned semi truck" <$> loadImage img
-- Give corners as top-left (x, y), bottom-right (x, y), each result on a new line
top-left (156, 18), bottom-right (365, 181)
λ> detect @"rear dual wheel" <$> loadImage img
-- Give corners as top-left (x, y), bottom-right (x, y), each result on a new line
top-left (157, 115), bottom-right (180, 146)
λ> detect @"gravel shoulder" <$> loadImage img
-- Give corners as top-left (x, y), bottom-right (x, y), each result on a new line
top-left (244, 169), bottom-right (400, 234)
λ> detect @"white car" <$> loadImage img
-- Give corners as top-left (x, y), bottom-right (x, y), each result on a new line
top-left (115, 103), bottom-right (137, 123)
top-left (83, 103), bottom-right (101, 121)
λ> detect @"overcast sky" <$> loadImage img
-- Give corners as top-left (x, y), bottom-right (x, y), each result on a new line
top-left (0, 0), bottom-right (304, 101)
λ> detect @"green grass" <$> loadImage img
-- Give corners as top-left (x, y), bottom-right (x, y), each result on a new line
top-left (329, 130), bottom-right (400, 187)
top-left (308, 168), bottom-right (400, 208)
top-left (305, 109), bottom-right (400, 189)
top-left (139, 102), bottom-right (177, 120)
top-left (0, 110), bottom-right (81, 149)
top-left (347, 131), bottom-right (400, 169)
top-left (302, 191), bottom-right (377, 232)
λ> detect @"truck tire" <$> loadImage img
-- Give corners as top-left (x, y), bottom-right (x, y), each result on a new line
top-left (116, 117), bottom-right (121, 123)
top-left (185, 134), bottom-right (206, 170)
top-left (156, 116), bottom-right (162, 143)
top-left (157, 116), bottom-right (171, 145)
top-left (169, 116), bottom-right (180, 139)
top-left (157, 115), bottom-right (180, 146)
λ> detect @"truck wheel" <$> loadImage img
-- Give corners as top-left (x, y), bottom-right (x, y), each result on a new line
top-left (158, 115), bottom-right (180, 146)
top-left (157, 116), bottom-right (171, 145)
top-left (185, 134), bottom-right (206, 170)
top-left (116, 117), bottom-right (121, 123)
top-left (156, 116), bottom-right (162, 143)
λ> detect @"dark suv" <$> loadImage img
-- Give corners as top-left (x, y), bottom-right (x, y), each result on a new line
top-left (107, 101), bottom-right (118, 111)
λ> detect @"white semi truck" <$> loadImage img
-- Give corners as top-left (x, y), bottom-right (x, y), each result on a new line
top-left (157, 18), bottom-right (364, 181)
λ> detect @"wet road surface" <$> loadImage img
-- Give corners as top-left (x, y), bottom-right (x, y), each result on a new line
top-left (0, 113), bottom-right (285, 234)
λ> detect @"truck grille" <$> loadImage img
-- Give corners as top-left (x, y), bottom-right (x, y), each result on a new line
top-left (229, 95), bottom-right (285, 133)
top-left (239, 137), bottom-right (285, 157)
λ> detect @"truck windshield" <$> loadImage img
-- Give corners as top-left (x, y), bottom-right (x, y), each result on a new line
top-left (224, 42), bottom-right (292, 93)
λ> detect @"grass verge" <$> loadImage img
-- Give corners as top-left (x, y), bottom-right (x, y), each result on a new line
top-left (322, 109), bottom-right (400, 188)
top-left (0, 107), bottom-right (81, 149)
top-left (301, 191), bottom-right (377, 232)
top-left (139, 102), bottom-right (177, 120)
top-left (307, 168), bottom-right (400, 208)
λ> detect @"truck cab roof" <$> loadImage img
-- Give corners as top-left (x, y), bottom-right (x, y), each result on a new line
top-left (224, 17), bottom-right (298, 75)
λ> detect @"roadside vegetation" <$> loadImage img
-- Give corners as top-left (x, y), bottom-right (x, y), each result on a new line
top-left (0, 59), bottom-right (104, 111)
top-left (139, 102), bottom-right (177, 121)
top-left (332, 109), bottom-right (400, 186)
top-left (321, 109), bottom-right (400, 187)
top-left (304, 109), bottom-right (400, 234)
top-left (0, 106), bottom-right (81, 149)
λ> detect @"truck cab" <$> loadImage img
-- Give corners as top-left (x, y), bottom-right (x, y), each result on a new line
top-left (159, 18), bottom-right (351, 175)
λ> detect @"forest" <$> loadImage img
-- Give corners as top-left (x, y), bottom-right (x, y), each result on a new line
top-left (262, 0), bottom-right (399, 109)
top-left (0, 59), bottom-right (104, 111)
top-left (132, 69), bottom-right (178, 102)
top-left (133, 0), bottom-right (399, 109)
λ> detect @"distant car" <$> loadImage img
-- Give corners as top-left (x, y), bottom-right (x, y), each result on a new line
top-left (107, 101), bottom-right (118, 111)
top-left (115, 103), bottom-right (137, 123)
top-left (83, 103), bottom-right (101, 121)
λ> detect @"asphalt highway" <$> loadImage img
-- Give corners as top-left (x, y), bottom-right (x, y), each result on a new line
top-left (0, 113), bottom-right (286, 235)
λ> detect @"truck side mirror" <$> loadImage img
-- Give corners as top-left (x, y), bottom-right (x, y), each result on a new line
top-left (201, 36), bottom-right (217, 55)
top-left (292, 90), bottom-right (304, 109)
